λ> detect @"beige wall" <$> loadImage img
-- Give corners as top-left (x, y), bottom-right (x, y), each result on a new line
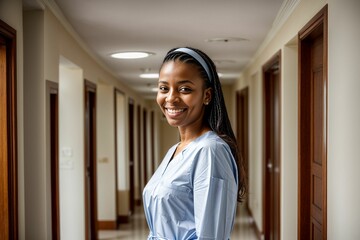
top-left (327, 0), bottom-right (360, 239)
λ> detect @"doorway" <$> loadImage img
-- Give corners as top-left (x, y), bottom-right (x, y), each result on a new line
top-left (84, 80), bottom-right (98, 240)
top-left (0, 19), bottom-right (18, 240)
top-left (136, 105), bottom-right (142, 205)
top-left (128, 99), bottom-right (135, 214)
top-left (142, 109), bottom-right (148, 185)
top-left (263, 51), bottom-right (281, 240)
top-left (47, 81), bottom-right (60, 240)
top-left (298, 6), bottom-right (328, 240)
top-left (150, 111), bottom-right (155, 173)
top-left (236, 88), bottom-right (249, 210)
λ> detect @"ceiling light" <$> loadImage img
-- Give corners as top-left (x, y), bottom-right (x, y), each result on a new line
top-left (111, 51), bottom-right (154, 59)
top-left (140, 73), bottom-right (159, 78)
top-left (205, 37), bottom-right (249, 43)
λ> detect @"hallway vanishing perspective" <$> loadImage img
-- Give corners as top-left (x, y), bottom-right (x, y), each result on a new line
top-left (2, 0), bottom-right (360, 239)
top-left (99, 205), bottom-right (257, 240)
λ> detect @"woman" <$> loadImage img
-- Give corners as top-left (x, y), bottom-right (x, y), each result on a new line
top-left (143, 47), bottom-right (246, 240)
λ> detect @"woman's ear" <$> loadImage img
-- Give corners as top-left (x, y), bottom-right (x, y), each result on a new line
top-left (204, 87), bottom-right (212, 105)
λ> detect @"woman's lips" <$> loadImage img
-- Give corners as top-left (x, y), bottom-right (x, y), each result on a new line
top-left (165, 108), bottom-right (186, 117)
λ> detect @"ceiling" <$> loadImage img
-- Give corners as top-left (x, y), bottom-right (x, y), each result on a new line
top-left (25, 0), bottom-right (285, 99)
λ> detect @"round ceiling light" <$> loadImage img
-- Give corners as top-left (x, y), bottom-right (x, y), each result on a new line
top-left (140, 73), bottom-right (159, 78)
top-left (111, 51), bottom-right (154, 59)
top-left (205, 37), bottom-right (248, 43)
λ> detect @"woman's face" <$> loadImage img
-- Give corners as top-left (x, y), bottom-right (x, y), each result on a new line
top-left (157, 60), bottom-right (211, 129)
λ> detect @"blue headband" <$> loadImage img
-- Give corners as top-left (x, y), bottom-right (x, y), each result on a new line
top-left (173, 47), bottom-right (212, 82)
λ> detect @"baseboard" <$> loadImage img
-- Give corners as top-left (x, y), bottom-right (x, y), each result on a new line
top-left (98, 220), bottom-right (117, 230)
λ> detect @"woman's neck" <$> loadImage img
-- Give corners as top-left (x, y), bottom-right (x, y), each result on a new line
top-left (178, 125), bottom-right (211, 145)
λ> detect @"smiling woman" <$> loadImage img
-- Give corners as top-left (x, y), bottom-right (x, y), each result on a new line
top-left (142, 47), bottom-right (246, 240)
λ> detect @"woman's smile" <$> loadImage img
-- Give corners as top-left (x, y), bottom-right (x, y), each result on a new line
top-left (165, 107), bottom-right (186, 117)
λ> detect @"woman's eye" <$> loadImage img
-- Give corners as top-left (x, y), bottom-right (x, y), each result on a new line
top-left (158, 86), bottom-right (168, 92)
top-left (179, 87), bottom-right (192, 93)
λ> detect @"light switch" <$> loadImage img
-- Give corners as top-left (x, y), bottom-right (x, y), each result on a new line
top-left (61, 147), bottom-right (73, 157)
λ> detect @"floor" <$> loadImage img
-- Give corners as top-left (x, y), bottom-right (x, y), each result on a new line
top-left (99, 204), bottom-right (258, 240)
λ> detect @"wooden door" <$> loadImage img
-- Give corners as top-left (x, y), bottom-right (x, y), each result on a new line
top-left (128, 99), bottom-right (135, 214)
top-left (298, 6), bottom-right (328, 240)
top-left (236, 88), bottom-right (249, 210)
top-left (150, 111), bottom-right (155, 173)
top-left (136, 105), bottom-right (142, 205)
top-left (263, 52), bottom-right (281, 240)
top-left (84, 80), bottom-right (98, 240)
top-left (47, 81), bottom-right (60, 240)
top-left (142, 109), bottom-right (148, 185)
top-left (0, 19), bottom-right (18, 240)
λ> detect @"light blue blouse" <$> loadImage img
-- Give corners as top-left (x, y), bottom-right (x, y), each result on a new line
top-left (143, 131), bottom-right (238, 240)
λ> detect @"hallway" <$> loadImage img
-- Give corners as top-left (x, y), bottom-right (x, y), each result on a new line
top-left (99, 205), bottom-right (257, 240)
top-left (2, 0), bottom-right (360, 239)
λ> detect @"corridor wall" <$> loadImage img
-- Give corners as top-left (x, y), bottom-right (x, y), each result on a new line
top-left (232, 0), bottom-right (360, 239)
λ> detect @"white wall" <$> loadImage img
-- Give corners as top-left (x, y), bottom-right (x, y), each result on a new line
top-left (59, 64), bottom-right (85, 240)
top-left (23, 10), bottom-right (49, 239)
top-left (115, 91), bottom-right (128, 191)
top-left (0, 0), bottom-right (25, 238)
top-left (327, 0), bottom-right (360, 238)
top-left (97, 83), bottom-right (116, 221)
top-left (281, 40), bottom-right (298, 239)
top-left (248, 72), bottom-right (264, 231)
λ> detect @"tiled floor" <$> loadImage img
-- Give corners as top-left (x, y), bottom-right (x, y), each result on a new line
top-left (99, 204), bottom-right (258, 240)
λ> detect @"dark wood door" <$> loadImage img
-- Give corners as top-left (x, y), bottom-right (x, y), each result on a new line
top-left (263, 52), bottom-right (281, 240)
top-left (142, 109), bottom-right (148, 185)
top-left (0, 19), bottom-right (18, 240)
top-left (137, 105), bottom-right (142, 205)
top-left (84, 80), bottom-right (98, 240)
top-left (236, 88), bottom-right (249, 210)
top-left (128, 99), bottom-right (135, 214)
top-left (150, 111), bottom-right (155, 174)
top-left (48, 81), bottom-right (60, 240)
top-left (298, 6), bottom-right (328, 240)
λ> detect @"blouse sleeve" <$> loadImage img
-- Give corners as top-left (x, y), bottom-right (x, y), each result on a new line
top-left (192, 143), bottom-right (238, 240)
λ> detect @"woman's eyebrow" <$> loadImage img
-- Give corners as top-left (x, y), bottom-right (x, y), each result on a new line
top-left (177, 80), bottom-right (195, 85)
top-left (158, 79), bottom-right (195, 85)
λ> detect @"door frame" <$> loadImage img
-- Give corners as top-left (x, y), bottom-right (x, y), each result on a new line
top-left (236, 88), bottom-right (249, 211)
top-left (84, 80), bottom-right (98, 240)
top-left (128, 98), bottom-right (135, 214)
top-left (263, 51), bottom-right (281, 240)
top-left (136, 105), bottom-right (142, 205)
top-left (150, 111), bottom-right (155, 173)
top-left (142, 109), bottom-right (148, 185)
top-left (47, 81), bottom-right (60, 240)
top-left (298, 5), bottom-right (328, 239)
top-left (0, 19), bottom-right (18, 240)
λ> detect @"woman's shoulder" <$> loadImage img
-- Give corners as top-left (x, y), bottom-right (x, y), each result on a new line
top-left (195, 131), bottom-right (229, 150)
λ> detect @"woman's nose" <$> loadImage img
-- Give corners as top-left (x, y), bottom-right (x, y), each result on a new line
top-left (165, 89), bottom-right (179, 103)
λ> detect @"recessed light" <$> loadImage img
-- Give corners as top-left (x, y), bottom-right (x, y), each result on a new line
top-left (205, 37), bottom-right (248, 43)
top-left (111, 51), bottom-right (154, 59)
top-left (140, 73), bottom-right (159, 78)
